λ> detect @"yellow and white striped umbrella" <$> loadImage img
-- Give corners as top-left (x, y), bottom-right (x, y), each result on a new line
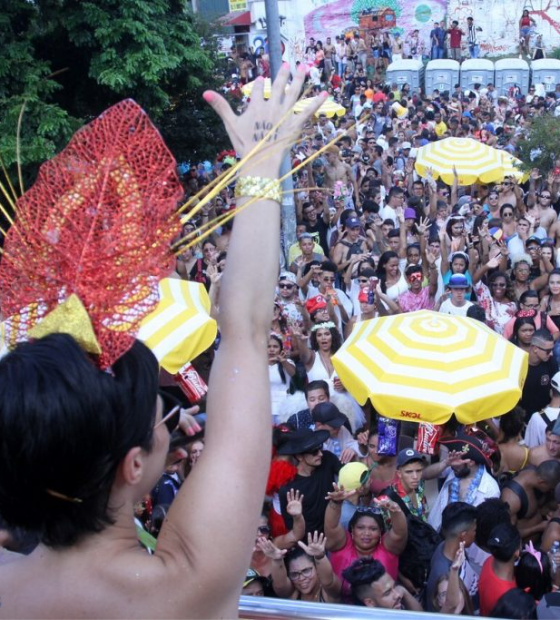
top-left (293, 97), bottom-right (347, 118)
top-left (332, 310), bottom-right (528, 425)
top-left (478, 151), bottom-right (529, 184)
top-left (241, 78), bottom-right (273, 99)
top-left (415, 138), bottom-right (504, 186)
top-left (137, 278), bottom-right (217, 374)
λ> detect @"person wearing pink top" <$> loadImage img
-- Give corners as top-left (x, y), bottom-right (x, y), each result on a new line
top-left (324, 496), bottom-right (408, 601)
top-left (397, 257), bottom-right (438, 313)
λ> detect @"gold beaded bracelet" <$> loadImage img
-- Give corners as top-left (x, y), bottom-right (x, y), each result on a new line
top-left (234, 176), bottom-right (282, 204)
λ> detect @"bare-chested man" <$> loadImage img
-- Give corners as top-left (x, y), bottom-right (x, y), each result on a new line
top-left (324, 146), bottom-right (360, 208)
top-left (529, 426), bottom-right (560, 467)
top-left (527, 188), bottom-right (557, 234)
top-left (501, 460), bottom-right (560, 541)
top-left (0, 64), bottom-right (324, 619)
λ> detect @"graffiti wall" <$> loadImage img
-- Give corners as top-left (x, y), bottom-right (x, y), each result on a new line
top-left (447, 0), bottom-right (560, 55)
top-left (246, 0), bottom-right (560, 62)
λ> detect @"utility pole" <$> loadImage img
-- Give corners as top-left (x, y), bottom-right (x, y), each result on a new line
top-left (263, 0), bottom-right (296, 264)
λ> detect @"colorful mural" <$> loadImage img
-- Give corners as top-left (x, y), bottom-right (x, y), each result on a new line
top-left (246, 0), bottom-right (560, 68)
top-left (302, 0), bottom-right (447, 44)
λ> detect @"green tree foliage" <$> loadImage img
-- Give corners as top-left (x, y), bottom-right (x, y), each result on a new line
top-left (0, 0), bottom-right (227, 183)
top-left (350, 0), bottom-right (402, 25)
top-left (517, 114), bottom-right (560, 176)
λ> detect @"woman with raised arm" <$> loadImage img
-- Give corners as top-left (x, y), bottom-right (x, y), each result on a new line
top-left (0, 65), bottom-right (326, 619)
top-left (257, 532), bottom-right (342, 603)
top-left (324, 492), bottom-right (408, 601)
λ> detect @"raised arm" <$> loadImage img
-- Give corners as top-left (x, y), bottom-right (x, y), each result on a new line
top-left (324, 484), bottom-right (353, 551)
top-left (273, 489), bottom-right (306, 550)
top-left (155, 65), bottom-right (326, 613)
top-left (298, 532), bottom-right (342, 602)
top-left (377, 497), bottom-right (408, 555)
top-left (257, 538), bottom-right (294, 598)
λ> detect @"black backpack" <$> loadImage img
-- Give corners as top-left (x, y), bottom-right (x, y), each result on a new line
top-left (386, 488), bottom-right (442, 592)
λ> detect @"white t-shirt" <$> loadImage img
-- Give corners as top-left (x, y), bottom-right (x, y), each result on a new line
top-left (379, 204), bottom-right (398, 227)
top-left (439, 298), bottom-right (474, 317)
top-left (525, 406), bottom-right (560, 448)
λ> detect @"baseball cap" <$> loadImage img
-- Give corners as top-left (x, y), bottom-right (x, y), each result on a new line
top-left (404, 208), bottom-right (416, 220)
top-left (341, 149), bottom-right (352, 158)
top-left (243, 568), bottom-right (269, 589)
top-left (526, 235), bottom-right (542, 246)
top-left (402, 141), bottom-right (412, 150)
top-left (552, 371), bottom-right (560, 392)
top-left (338, 462), bottom-right (369, 491)
top-left (278, 271), bottom-right (297, 284)
top-left (312, 402), bottom-right (347, 428)
top-left (397, 448), bottom-right (427, 468)
top-left (448, 273), bottom-right (469, 289)
top-left (346, 217), bottom-right (361, 229)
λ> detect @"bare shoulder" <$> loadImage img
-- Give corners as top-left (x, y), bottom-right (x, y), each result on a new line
top-left (0, 547), bottom-right (237, 619)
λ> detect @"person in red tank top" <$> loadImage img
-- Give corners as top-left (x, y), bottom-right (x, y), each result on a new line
top-left (478, 522), bottom-right (521, 616)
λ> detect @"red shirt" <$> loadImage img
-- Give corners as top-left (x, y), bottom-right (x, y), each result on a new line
top-left (447, 27), bottom-right (463, 48)
top-left (372, 91), bottom-right (387, 103)
top-left (479, 557), bottom-right (516, 616)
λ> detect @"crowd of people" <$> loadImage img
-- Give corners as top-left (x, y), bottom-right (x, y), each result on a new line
top-left (1, 23), bottom-right (560, 620)
top-left (172, 38), bottom-right (560, 619)
top-left (230, 10), bottom-right (546, 94)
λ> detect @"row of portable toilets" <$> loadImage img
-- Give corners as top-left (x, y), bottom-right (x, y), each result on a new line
top-left (386, 58), bottom-right (560, 97)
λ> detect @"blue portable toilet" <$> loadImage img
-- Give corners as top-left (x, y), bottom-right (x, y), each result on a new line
top-left (385, 59), bottom-right (424, 93)
top-left (425, 59), bottom-right (460, 95)
top-left (460, 59), bottom-right (495, 90)
top-left (495, 58), bottom-right (530, 95)
top-left (531, 59), bottom-right (560, 92)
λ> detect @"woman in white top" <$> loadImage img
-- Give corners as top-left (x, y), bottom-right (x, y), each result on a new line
top-left (376, 250), bottom-right (408, 303)
top-left (268, 333), bottom-right (296, 425)
top-left (292, 322), bottom-right (365, 430)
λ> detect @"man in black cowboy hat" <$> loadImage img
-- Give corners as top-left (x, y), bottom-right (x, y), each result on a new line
top-left (427, 432), bottom-right (500, 532)
top-left (278, 429), bottom-right (341, 536)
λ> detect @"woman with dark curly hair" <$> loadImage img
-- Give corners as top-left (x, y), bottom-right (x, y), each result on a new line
top-left (291, 321), bottom-right (365, 430)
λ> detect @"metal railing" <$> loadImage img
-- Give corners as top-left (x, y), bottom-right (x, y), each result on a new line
top-left (239, 595), bottom-right (478, 619)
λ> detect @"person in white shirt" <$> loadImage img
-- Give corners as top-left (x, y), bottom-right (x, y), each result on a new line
top-left (312, 401), bottom-right (360, 464)
top-left (428, 432), bottom-right (500, 533)
top-left (525, 371), bottom-right (560, 447)
top-left (438, 274), bottom-right (474, 317)
top-left (379, 187), bottom-right (406, 227)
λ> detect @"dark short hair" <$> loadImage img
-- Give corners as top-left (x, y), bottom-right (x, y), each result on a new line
top-left (0, 334), bottom-right (158, 548)
top-left (321, 260), bottom-right (337, 275)
top-left (441, 501), bottom-right (476, 538)
top-left (486, 522), bottom-right (521, 561)
top-left (342, 558), bottom-right (386, 605)
top-left (536, 459), bottom-right (560, 487)
top-left (305, 380), bottom-right (330, 399)
top-left (490, 588), bottom-right (536, 619)
top-left (532, 328), bottom-right (554, 347)
top-left (475, 498), bottom-right (511, 550)
top-left (348, 509), bottom-right (385, 535)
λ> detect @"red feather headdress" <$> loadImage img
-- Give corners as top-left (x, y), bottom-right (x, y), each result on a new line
top-left (0, 99), bottom-right (183, 368)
